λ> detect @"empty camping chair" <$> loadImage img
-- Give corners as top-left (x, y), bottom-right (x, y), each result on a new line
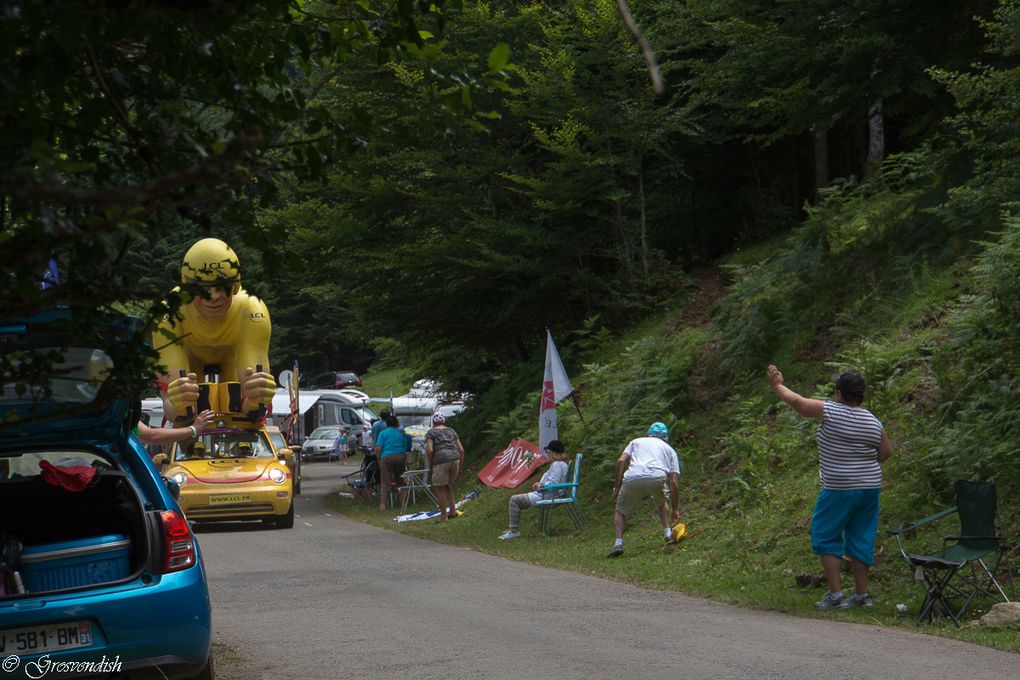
top-left (397, 466), bottom-right (437, 513)
top-left (534, 454), bottom-right (588, 537)
top-left (888, 479), bottom-right (1013, 626)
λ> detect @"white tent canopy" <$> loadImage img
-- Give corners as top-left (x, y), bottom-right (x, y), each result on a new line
top-left (271, 391), bottom-right (322, 417)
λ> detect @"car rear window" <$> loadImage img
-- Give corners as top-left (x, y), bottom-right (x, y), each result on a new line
top-left (1, 450), bottom-right (113, 480)
top-left (0, 347), bottom-right (112, 407)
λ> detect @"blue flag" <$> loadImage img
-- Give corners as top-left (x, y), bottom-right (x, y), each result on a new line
top-left (40, 258), bottom-right (60, 290)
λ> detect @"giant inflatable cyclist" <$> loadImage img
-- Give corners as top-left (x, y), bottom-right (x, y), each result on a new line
top-left (154, 238), bottom-right (276, 423)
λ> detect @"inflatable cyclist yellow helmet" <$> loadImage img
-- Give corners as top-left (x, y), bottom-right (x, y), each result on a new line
top-left (181, 238), bottom-right (241, 294)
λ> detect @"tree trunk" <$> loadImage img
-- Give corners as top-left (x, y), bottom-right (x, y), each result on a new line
top-left (813, 128), bottom-right (829, 198)
top-left (865, 99), bottom-right (884, 178)
top-left (638, 165), bottom-right (649, 276)
top-left (615, 197), bottom-right (632, 270)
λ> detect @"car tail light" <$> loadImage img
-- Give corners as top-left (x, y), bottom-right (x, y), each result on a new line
top-left (160, 510), bottom-right (196, 573)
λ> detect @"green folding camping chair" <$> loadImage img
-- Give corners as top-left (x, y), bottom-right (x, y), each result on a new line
top-left (888, 479), bottom-right (1014, 626)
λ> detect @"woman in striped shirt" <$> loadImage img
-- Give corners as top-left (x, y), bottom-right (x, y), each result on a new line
top-left (767, 365), bottom-right (893, 610)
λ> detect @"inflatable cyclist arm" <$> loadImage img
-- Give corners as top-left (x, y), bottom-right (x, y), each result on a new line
top-left (235, 295), bottom-right (275, 413)
top-left (153, 320), bottom-right (199, 422)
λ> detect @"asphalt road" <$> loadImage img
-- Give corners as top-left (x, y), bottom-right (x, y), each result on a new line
top-left (198, 463), bottom-right (1018, 680)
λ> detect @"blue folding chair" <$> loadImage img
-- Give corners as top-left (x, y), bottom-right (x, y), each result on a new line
top-left (535, 454), bottom-right (588, 536)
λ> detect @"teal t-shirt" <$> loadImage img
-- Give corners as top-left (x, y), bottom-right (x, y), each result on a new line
top-left (376, 427), bottom-right (406, 457)
top-left (371, 419), bottom-right (387, 445)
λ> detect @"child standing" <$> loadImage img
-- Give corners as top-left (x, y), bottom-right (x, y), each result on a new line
top-left (331, 427), bottom-right (349, 462)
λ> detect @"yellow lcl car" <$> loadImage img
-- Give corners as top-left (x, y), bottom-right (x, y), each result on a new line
top-left (157, 427), bottom-right (294, 529)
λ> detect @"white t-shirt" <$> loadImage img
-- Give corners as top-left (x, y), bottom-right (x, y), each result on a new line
top-left (622, 436), bottom-right (681, 481)
top-left (526, 459), bottom-right (570, 504)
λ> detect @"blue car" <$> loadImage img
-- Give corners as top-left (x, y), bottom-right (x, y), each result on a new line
top-left (0, 310), bottom-right (213, 679)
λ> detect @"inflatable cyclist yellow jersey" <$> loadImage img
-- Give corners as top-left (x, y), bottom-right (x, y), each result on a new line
top-left (153, 238), bottom-right (276, 422)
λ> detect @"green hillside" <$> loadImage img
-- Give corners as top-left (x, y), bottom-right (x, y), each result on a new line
top-left (339, 187), bottom-right (1020, 648)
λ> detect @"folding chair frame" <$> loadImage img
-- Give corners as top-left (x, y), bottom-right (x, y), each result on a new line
top-left (396, 467), bottom-right (438, 513)
top-left (903, 554), bottom-right (966, 625)
top-left (535, 454), bottom-right (588, 537)
top-left (889, 481), bottom-right (1014, 627)
top-left (341, 455), bottom-right (379, 501)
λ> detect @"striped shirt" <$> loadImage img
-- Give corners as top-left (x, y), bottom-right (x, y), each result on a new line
top-left (817, 401), bottom-right (884, 490)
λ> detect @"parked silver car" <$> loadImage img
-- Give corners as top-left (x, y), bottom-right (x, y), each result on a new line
top-left (301, 426), bottom-right (343, 462)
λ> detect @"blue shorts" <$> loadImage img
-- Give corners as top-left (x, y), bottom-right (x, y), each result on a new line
top-left (811, 488), bottom-right (880, 564)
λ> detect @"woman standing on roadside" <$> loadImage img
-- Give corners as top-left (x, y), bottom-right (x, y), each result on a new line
top-left (374, 415), bottom-right (408, 511)
top-left (767, 365), bottom-right (893, 610)
top-left (426, 411), bottom-right (465, 521)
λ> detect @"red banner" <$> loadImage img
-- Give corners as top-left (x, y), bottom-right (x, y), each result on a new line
top-left (477, 439), bottom-right (547, 489)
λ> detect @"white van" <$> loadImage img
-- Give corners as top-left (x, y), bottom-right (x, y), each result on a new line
top-left (271, 389), bottom-right (378, 453)
top-left (389, 394), bottom-right (439, 429)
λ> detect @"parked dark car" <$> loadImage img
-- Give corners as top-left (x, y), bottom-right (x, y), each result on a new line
top-left (312, 371), bottom-right (362, 389)
top-left (0, 309), bottom-right (213, 679)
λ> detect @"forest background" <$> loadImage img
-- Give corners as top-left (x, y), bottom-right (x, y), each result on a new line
top-left (3, 0), bottom-right (1020, 633)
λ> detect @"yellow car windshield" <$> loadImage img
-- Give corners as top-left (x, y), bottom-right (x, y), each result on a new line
top-left (176, 431), bottom-right (275, 461)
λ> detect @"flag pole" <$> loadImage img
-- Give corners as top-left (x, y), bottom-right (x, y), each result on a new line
top-left (570, 394), bottom-right (585, 423)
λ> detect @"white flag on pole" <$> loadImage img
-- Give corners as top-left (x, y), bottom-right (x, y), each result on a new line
top-left (539, 329), bottom-right (573, 450)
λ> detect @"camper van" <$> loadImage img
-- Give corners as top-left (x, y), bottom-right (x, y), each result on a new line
top-left (270, 389), bottom-right (378, 452)
top-left (389, 394), bottom-right (439, 429)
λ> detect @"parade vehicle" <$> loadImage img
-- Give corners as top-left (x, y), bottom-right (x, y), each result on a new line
top-left (264, 424), bottom-right (301, 495)
top-left (156, 425), bottom-right (294, 529)
top-left (0, 309), bottom-right (213, 680)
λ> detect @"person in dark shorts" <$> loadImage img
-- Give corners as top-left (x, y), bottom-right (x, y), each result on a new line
top-left (374, 414), bottom-right (407, 511)
top-left (425, 411), bottom-right (466, 521)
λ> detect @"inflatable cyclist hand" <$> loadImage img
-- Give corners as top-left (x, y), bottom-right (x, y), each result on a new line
top-left (167, 372), bottom-right (199, 416)
top-left (241, 366), bottom-right (276, 412)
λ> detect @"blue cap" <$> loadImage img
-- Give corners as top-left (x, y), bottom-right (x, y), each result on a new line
top-left (647, 422), bottom-right (669, 439)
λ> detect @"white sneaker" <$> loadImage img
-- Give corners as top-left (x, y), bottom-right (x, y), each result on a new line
top-left (498, 530), bottom-right (520, 540)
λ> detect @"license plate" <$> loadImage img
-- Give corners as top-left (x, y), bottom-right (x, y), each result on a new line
top-left (0, 621), bottom-right (92, 655)
top-left (209, 494), bottom-right (251, 505)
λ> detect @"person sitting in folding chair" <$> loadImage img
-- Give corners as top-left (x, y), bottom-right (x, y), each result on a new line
top-left (498, 440), bottom-right (569, 540)
top-left (767, 365), bottom-right (893, 610)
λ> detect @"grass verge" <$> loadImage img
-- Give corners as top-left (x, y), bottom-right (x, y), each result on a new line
top-left (326, 476), bottom-right (1020, 652)
top-left (212, 637), bottom-right (257, 680)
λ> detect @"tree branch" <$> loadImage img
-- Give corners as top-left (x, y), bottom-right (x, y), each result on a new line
top-left (616, 0), bottom-right (664, 95)
top-left (1, 131), bottom-right (263, 210)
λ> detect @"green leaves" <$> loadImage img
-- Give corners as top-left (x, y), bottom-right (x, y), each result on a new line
top-left (487, 42), bottom-right (511, 72)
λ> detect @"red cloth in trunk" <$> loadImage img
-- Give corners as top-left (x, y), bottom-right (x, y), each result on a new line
top-left (39, 460), bottom-right (97, 492)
